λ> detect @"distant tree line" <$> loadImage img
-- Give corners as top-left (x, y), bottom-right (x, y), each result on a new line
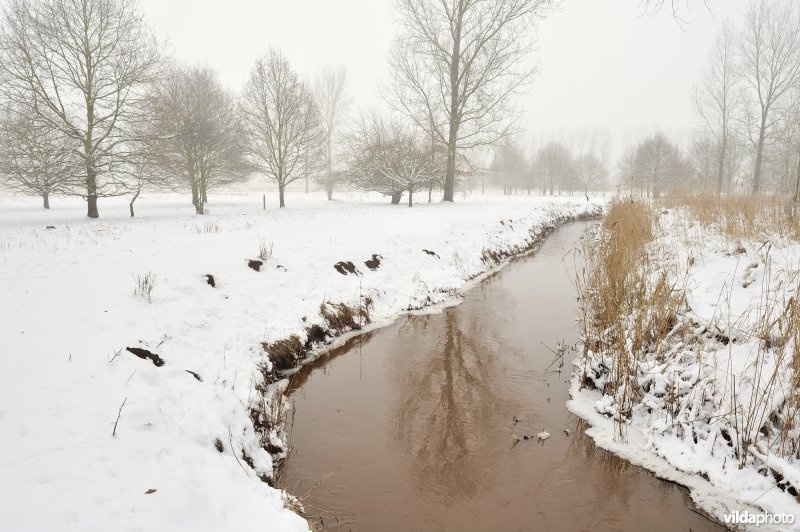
top-left (0, 0), bottom-right (556, 216)
top-left (483, 127), bottom-right (612, 197)
top-left (687, 0), bottom-right (800, 196)
top-left (523, 0), bottom-right (800, 199)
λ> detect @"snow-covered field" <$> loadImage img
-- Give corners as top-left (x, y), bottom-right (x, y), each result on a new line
top-left (570, 205), bottom-right (800, 531)
top-left (0, 190), bottom-right (603, 531)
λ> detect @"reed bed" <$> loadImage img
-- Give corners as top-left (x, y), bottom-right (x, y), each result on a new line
top-left (577, 193), bottom-right (800, 481)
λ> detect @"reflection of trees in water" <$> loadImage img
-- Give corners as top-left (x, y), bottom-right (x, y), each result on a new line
top-left (392, 303), bottom-right (522, 503)
top-left (563, 417), bottom-right (675, 515)
top-left (286, 331), bottom-right (378, 393)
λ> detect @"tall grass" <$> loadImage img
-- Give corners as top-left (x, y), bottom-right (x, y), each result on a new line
top-left (577, 197), bottom-right (686, 435)
top-left (663, 192), bottom-right (800, 240)
top-left (578, 192), bottom-right (800, 482)
top-left (739, 252), bottom-right (800, 465)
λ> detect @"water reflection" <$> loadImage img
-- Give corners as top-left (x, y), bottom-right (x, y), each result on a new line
top-left (281, 222), bottom-right (723, 531)
top-left (393, 311), bottom-right (499, 501)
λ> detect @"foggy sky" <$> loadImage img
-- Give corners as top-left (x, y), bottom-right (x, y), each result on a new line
top-left (135, 0), bottom-right (749, 152)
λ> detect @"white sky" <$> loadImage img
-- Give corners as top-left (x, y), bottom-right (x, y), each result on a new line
top-left (137, 0), bottom-right (749, 155)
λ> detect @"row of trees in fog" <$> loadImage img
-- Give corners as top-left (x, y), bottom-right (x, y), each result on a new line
top-left (6, 0), bottom-right (794, 216)
top-left (0, 0), bottom-right (556, 217)
top-left (515, 0), bottom-right (800, 199)
top-left (488, 138), bottom-right (610, 197)
top-left (0, 0), bottom-right (350, 216)
top-left (688, 0), bottom-right (800, 196)
top-left (502, 0), bottom-right (800, 199)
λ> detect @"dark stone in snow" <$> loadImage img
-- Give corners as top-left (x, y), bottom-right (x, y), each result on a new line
top-left (364, 254), bottom-right (382, 271)
top-left (334, 261), bottom-right (359, 275)
top-left (126, 347), bottom-right (165, 367)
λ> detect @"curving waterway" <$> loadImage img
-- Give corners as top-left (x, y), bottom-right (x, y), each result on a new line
top-left (280, 221), bottom-right (724, 532)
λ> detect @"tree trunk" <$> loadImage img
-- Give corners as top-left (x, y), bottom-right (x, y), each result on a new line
top-left (794, 151), bottom-right (800, 203)
top-left (86, 164), bottom-right (99, 218)
top-left (428, 185), bottom-right (433, 203)
top-left (195, 198), bottom-right (204, 215)
top-left (408, 190), bottom-right (413, 207)
top-left (390, 192), bottom-right (402, 204)
top-left (191, 183), bottom-right (199, 207)
top-left (442, 4), bottom-right (463, 203)
top-left (325, 137), bottom-right (333, 200)
top-left (42, 191), bottom-right (50, 209)
top-left (444, 135), bottom-right (457, 202)
top-left (129, 186), bottom-right (142, 218)
top-left (753, 114), bottom-right (767, 193)
top-left (202, 189), bottom-right (208, 205)
top-left (279, 184), bottom-right (286, 208)
top-left (717, 129), bottom-right (727, 194)
top-left (87, 194), bottom-right (99, 218)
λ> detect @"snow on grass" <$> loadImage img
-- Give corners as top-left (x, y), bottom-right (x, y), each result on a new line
top-left (0, 190), bottom-right (603, 531)
top-left (569, 199), bottom-right (800, 531)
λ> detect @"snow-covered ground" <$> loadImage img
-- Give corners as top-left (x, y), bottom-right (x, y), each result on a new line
top-left (570, 206), bottom-right (800, 531)
top-left (0, 190), bottom-right (603, 531)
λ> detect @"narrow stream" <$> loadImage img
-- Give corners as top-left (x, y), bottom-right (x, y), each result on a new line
top-left (280, 222), bottom-right (723, 531)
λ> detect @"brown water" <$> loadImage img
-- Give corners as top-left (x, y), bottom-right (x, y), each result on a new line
top-left (280, 222), bottom-right (724, 532)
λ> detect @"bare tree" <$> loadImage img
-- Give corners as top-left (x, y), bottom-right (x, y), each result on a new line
top-left (738, 0), bottom-right (800, 193)
top-left (241, 49), bottom-right (324, 208)
top-left (688, 133), bottom-right (717, 191)
top-left (633, 132), bottom-right (692, 196)
top-left (694, 22), bottom-right (741, 194)
top-left (574, 152), bottom-right (608, 195)
top-left (146, 66), bottom-right (249, 215)
top-left (492, 142), bottom-right (527, 195)
top-left (770, 90), bottom-right (800, 198)
top-left (390, 0), bottom-right (554, 202)
top-left (0, 104), bottom-right (77, 207)
top-left (313, 65), bottom-right (349, 200)
top-left (784, 90), bottom-right (800, 201)
top-left (533, 141), bottom-right (573, 195)
top-left (0, 0), bottom-right (162, 218)
top-left (346, 111), bottom-right (439, 206)
top-left (639, 0), bottom-right (711, 24)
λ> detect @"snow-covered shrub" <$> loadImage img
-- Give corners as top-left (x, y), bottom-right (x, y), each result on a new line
top-left (132, 271), bottom-right (158, 303)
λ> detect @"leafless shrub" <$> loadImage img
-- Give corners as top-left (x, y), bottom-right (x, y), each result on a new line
top-left (250, 385), bottom-right (289, 460)
top-left (259, 239), bottom-right (273, 262)
top-left (193, 221), bottom-right (220, 234)
top-left (133, 272), bottom-right (158, 302)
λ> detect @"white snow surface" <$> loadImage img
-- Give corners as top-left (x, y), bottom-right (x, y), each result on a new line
top-left (569, 209), bottom-right (800, 531)
top-left (0, 191), bottom-right (603, 531)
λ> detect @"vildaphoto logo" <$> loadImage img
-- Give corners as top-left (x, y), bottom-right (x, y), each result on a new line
top-left (722, 510), bottom-right (796, 526)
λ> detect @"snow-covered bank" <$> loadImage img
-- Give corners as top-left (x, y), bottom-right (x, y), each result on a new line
top-left (0, 191), bottom-right (603, 531)
top-left (569, 200), bottom-right (800, 531)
